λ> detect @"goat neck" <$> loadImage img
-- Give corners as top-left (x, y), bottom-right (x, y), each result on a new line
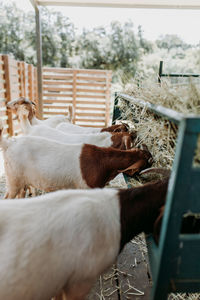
top-left (118, 178), bottom-right (169, 251)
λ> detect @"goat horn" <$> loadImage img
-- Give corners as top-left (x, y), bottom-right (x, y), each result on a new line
top-left (139, 167), bottom-right (171, 177)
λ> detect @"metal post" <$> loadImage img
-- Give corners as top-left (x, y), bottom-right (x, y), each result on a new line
top-left (112, 92), bottom-right (122, 124)
top-left (35, 5), bottom-right (43, 119)
top-left (158, 60), bottom-right (163, 84)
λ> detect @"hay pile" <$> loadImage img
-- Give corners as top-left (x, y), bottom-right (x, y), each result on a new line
top-left (119, 79), bottom-right (200, 174)
top-left (125, 78), bottom-right (200, 114)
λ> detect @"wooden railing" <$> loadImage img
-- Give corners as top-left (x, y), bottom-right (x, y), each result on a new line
top-left (0, 55), bottom-right (112, 135)
top-left (43, 67), bottom-right (112, 128)
top-left (0, 55), bottom-right (38, 136)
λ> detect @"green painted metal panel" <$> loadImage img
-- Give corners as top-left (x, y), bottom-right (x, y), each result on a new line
top-left (171, 280), bottom-right (200, 292)
top-left (188, 169), bottom-right (200, 212)
top-left (112, 93), bottom-right (122, 124)
top-left (177, 235), bottom-right (200, 279)
top-left (122, 174), bottom-right (133, 188)
top-left (146, 236), bottom-right (160, 280)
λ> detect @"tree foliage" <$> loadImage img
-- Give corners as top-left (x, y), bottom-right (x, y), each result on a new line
top-left (0, 2), bottom-right (75, 66)
top-left (0, 0), bottom-right (198, 82)
top-left (156, 34), bottom-right (191, 52)
top-left (0, 0), bottom-right (153, 79)
top-left (75, 21), bottom-right (147, 80)
top-left (0, 2), bottom-right (26, 61)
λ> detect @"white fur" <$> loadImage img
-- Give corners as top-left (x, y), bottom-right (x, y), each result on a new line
top-left (0, 188), bottom-right (120, 300)
top-left (56, 122), bottom-right (102, 134)
top-left (31, 115), bottom-right (69, 128)
top-left (31, 105), bottom-right (73, 128)
top-left (18, 111), bottom-right (113, 147)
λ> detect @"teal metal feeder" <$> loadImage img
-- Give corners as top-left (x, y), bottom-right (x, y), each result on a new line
top-left (112, 92), bottom-right (200, 300)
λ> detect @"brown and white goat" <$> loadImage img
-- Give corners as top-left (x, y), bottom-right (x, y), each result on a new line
top-left (7, 97), bottom-right (129, 133)
top-left (0, 171), bottom-right (168, 300)
top-left (56, 121), bottom-right (129, 134)
top-left (17, 106), bottom-right (136, 150)
top-left (0, 121), bottom-right (152, 198)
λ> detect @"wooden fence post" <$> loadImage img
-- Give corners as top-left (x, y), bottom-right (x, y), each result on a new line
top-left (18, 61), bottom-right (24, 97)
top-left (33, 67), bottom-right (39, 118)
top-left (22, 62), bottom-right (27, 97)
top-left (72, 70), bottom-right (77, 124)
top-left (3, 55), bottom-right (13, 136)
top-left (105, 71), bottom-right (112, 126)
top-left (28, 64), bottom-right (34, 101)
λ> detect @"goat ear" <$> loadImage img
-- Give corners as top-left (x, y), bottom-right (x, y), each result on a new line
top-left (122, 136), bottom-right (131, 150)
top-left (131, 131), bottom-right (137, 140)
top-left (140, 143), bottom-right (149, 151)
top-left (153, 206), bottom-right (165, 245)
top-left (7, 102), bottom-right (15, 109)
top-left (113, 127), bottom-right (120, 132)
top-left (118, 160), bottom-right (145, 176)
top-left (7, 106), bottom-right (12, 111)
top-left (121, 122), bottom-right (129, 130)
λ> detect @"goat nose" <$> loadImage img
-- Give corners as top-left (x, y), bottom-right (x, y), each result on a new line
top-left (148, 157), bottom-right (153, 165)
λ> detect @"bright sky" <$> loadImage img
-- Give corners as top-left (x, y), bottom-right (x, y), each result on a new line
top-left (17, 0), bottom-right (200, 45)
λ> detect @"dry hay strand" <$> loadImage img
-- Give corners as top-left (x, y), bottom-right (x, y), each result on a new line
top-left (125, 78), bottom-right (200, 115)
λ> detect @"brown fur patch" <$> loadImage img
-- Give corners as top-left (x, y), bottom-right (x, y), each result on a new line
top-left (80, 144), bottom-right (152, 188)
top-left (7, 97), bottom-right (35, 123)
top-left (101, 123), bottom-right (128, 133)
top-left (110, 132), bottom-right (131, 150)
top-left (118, 178), bottom-right (169, 251)
top-left (118, 159), bottom-right (147, 176)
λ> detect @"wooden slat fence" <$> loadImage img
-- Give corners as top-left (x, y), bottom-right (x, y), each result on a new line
top-left (0, 55), bottom-right (38, 136)
top-left (0, 55), bottom-right (112, 135)
top-left (43, 67), bottom-right (112, 128)
top-left (0, 55), bottom-right (9, 136)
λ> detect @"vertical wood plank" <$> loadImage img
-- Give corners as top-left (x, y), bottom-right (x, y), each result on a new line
top-left (105, 71), bottom-right (112, 126)
top-left (34, 67), bottom-right (39, 118)
top-left (0, 55), bottom-right (8, 135)
top-left (2, 55), bottom-right (13, 136)
top-left (18, 61), bottom-right (26, 98)
top-left (18, 61), bottom-right (24, 97)
top-left (35, 6), bottom-right (43, 119)
top-left (28, 64), bottom-right (34, 101)
top-left (22, 61), bottom-right (28, 97)
top-left (34, 67), bottom-right (38, 100)
top-left (72, 70), bottom-right (77, 124)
